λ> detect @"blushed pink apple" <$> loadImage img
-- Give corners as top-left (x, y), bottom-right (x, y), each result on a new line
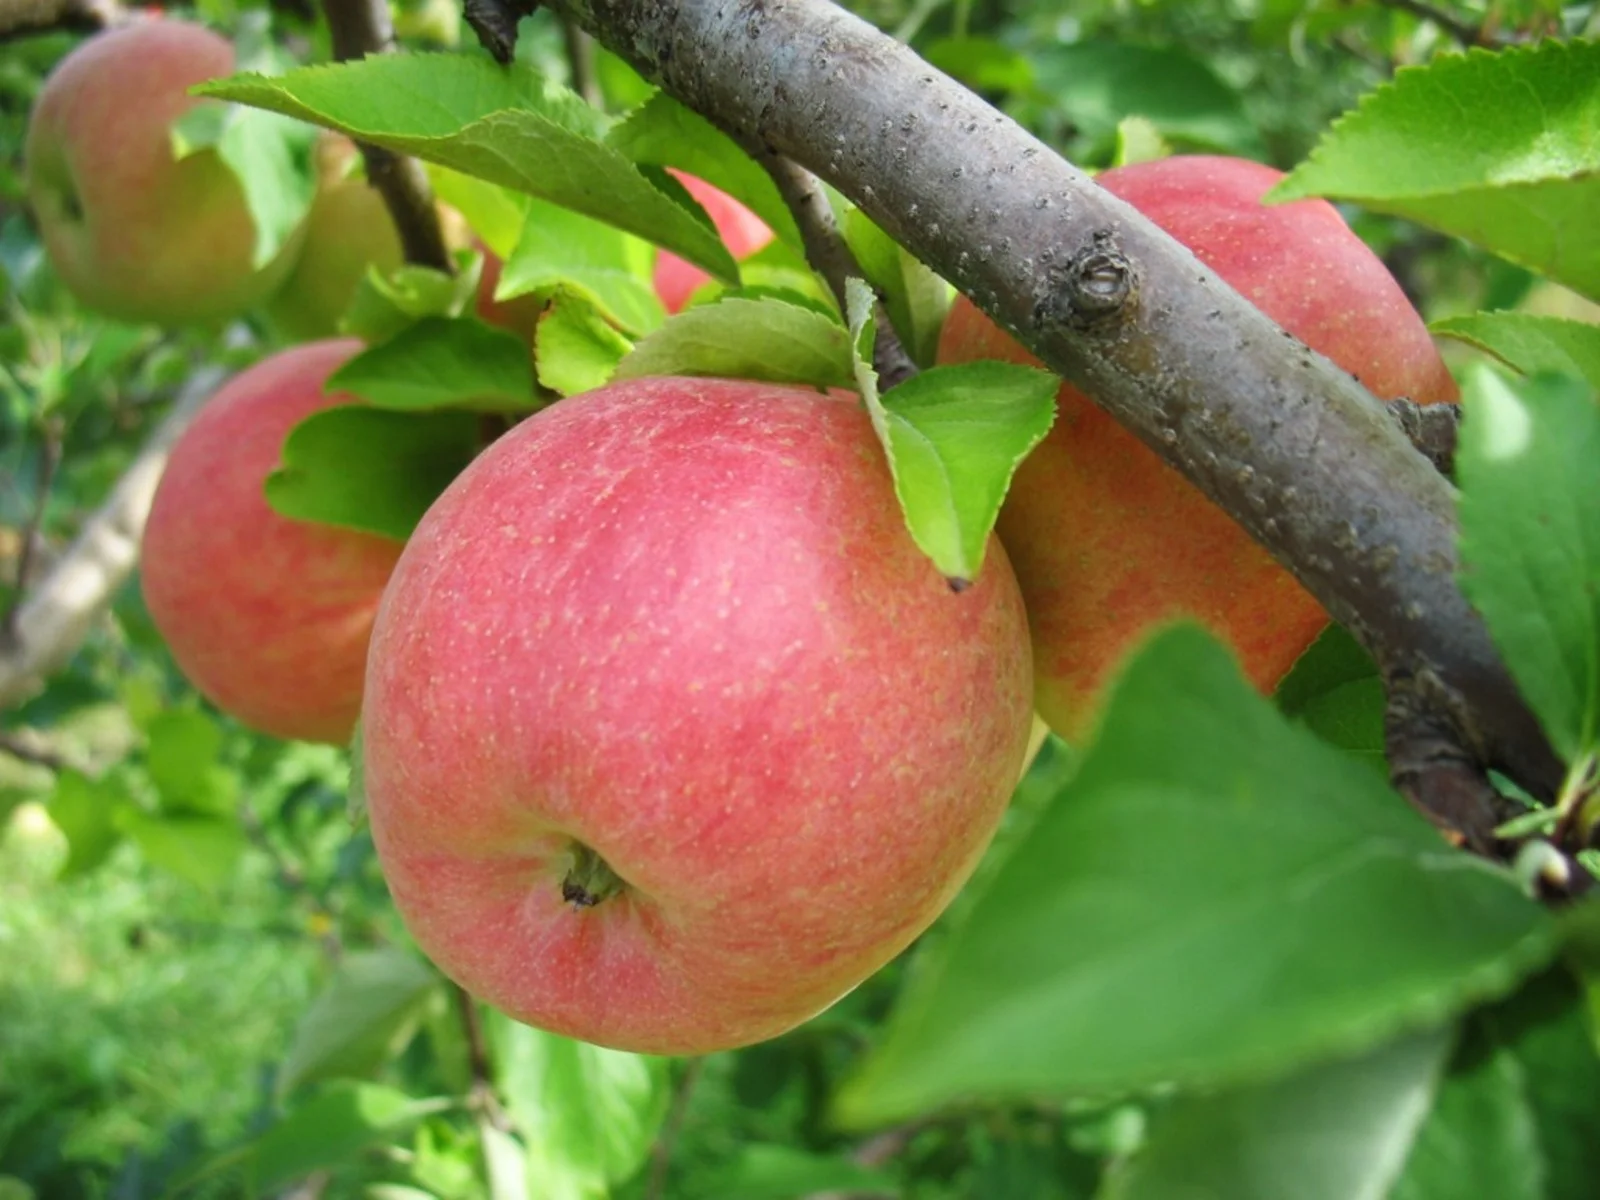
top-left (653, 172), bottom-right (774, 313)
top-left (24, 19), bottom-right (300, 326)
top-left (938, 155), bottom-right (1459, 742)
top-left (361, 376), bottom-right (1034, 1054)
top-left (142, 340), bottom-right (403, 743)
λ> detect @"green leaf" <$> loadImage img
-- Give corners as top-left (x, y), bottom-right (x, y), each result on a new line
top-left (428, 164), bottom-right (529, 258)
top-left (328, 317), bottom-right (537, 412)
top-left (841, 208), bottom-right (949, 369)
top-left (612, 296), bottom-right (853, 389)
top-left (834, 626), bottom-right (1555, 1128)
top-left (732, 240), bottom-right (837, 312)
top-left (171, 99), bottom-right (315, 270)
top-left (247, 1083), bottom-right (449, 1192)
top-left (1456, 367), bottom-right (1600, 762)
top-left (1272, 41), bottom-right (1600, 303)
top-left (277, 949), bottom-right (440, 1098)
top-left (488, 1011), bottom-right (670, 1199)
top-left (118, 810), bottom-right (245, 895)
top-left (199, 56), bottom-right (737, 281)
top-left (846, 278), bottom-right (1055, 586)
top-left (536, 293), bottom-right (633, 397)
top-left (265, 407), bottom-right (481, 542)
top-left (1111, 116), bottom-right (1171, 169)
top-left (49, 769), bottom-right (125, 878)
top-left (498, 197), bottom-right (662, 335)
top-left (1432, 313), bottom-right (1600, 390)
top-left (699, 1144), bottom-right (900, 1200)
top-left (606, 92), bottom-right (803, 250)
top-left (1275, 624), bottom-right (1384, 769)
top-left (1028, 41), bottom-right (1261, 157)
top-left (144, 707), bottom-right (236, 816)
top-left (1391, 968), bottom-right (1600, 1200)
top-left (1103, 1028), bottom-right (1454, 1200)
top-left (343, 250), bottom-right (487, 345)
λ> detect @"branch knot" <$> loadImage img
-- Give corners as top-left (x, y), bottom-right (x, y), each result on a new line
top-left (1037, 233), bottom-right (1136, 332)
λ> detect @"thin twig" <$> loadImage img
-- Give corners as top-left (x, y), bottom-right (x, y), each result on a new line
top-left (645, 1057), bottom-right (705, 1200)
top-left (0, 364), bottom-right (226, 712)
top-left (4, 420), bottom-right (61, 645)
top-left (1373, 0), bottom-right (1499, 47)
top-left (0, 727), bottom-right (70, 770)
top-left (238, 804), bottom-right (309, 895)
top-left (759, 155), bottom-right (918, 390)
top-left (320, 0), bottom-right (452, 271)
top-left (561, 14), bottom-right (601, 107)
top-left (453, 984), bottom-right (511, 1132)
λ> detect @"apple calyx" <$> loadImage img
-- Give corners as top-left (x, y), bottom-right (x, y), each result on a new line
top-left (561, 842), bottom-right (625, 909)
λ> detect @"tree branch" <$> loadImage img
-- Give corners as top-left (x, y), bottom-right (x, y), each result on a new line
top-left (550, 0), bottom-right (1562, 802)
top-left (463, 0), bottom-right (537, 64)
top-left (0, 0), bottom-right (122, 42)
top-left (645, 1056), bottom-right (704, 1200)
top-left (560, 13), bottom-right (601, 107)
top-left (321, 0), bottom-right (452, 271)
top-left (758, 154), bottom-right (916, 389)
top-left (1373, 0), bottom-right (1499, 47)
top-left (0, 728), bottom-right (71, 771)
top-left (0, 365), bottom-right (226, 712)
top-left (4, 419), bottom-right (62, 641)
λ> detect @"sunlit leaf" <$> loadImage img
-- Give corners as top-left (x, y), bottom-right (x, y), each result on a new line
top-left (835, 627), bottom-right (1554, 1127)
top-left (1456, 367), bottom-right (1600, 762)
top-left (1274, 41), bottom-right (1600, 302)
top-left (199, 56), bottom-right (736, 280)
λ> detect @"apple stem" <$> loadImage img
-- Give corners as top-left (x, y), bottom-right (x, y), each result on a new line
top-left (562, 842), bottom-right (625, 909)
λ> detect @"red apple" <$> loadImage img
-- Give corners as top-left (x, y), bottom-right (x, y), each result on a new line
top-left (142, 340), bottom-right (403, 743)
top-left (938, 155), bottom-right (1459, 742)
top-left (24, 19), bottom-right (300, 327)
top-left (653, 171), bottom-right (774, 313)
top-left (361, 376), bottom-right (1034, 1054)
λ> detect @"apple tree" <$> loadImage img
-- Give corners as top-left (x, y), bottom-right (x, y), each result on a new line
top-left (1, 0), bottom-right (1598, 1196)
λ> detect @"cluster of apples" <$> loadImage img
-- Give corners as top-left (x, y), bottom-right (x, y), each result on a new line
top-left (23, 17), bottom-right (761, 338)
top-left (28, 19), bottom-right (1457, 1055)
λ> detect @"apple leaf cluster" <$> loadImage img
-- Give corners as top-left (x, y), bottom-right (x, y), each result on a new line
top-left (198, 54), bottom-right (740, 283)
top-left (848, 279), bottom-right (1058, 584)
